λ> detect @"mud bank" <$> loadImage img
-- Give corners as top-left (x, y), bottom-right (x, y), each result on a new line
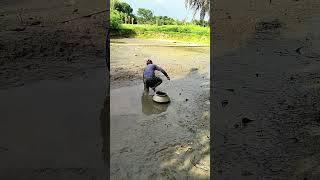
top-left (212, 2), bottom-right (320, 179)
top-left (0, 0), bottom-right (108, 179)
top-left (212, 0), bottom-right (320, 57)
top-left (110, 38), bottom-right (209, 89)
top-left (0, 0), bottom-right (107, 89)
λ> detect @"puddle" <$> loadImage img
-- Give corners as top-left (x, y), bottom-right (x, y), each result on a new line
top-left (110, 73), bottom-right (206, 129)
top-left (141, 92), bottom-right (170, 115)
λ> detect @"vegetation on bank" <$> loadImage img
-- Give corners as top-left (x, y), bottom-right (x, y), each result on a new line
top-left (110, 0), bottom-right (210, 44)
top-left (111, 24), bottom-right (210, 44)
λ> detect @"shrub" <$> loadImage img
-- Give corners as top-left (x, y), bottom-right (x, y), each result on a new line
top-left (110, 10), bottom-right (122, 30)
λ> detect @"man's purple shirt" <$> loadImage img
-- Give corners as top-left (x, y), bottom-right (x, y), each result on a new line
top-left (143, 64), bottom-right (168, 79)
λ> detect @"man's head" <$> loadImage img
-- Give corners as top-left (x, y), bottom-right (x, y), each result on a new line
top-left (146, 59), bottom-right (153, 65)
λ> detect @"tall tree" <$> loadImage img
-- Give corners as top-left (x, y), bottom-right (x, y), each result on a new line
top-left (185, 0), bottom-right (210, 21)
top-left (110, 0), bottom-right (119, 10)
top-left (114, 1), bottom-right (133, 16)
top-left (137, 8), bottom-right (153, 23)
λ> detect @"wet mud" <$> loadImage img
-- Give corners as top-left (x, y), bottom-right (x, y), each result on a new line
top-left (0, 68), bottom-right (108, 180)
top-left (0, 0), bottom-right (108, 179)
top-left (0, 0), bottom-right (107, 89)
top-left (110, 38), bottom-right (209, 89)
top-left (110, 39), bottom-right (210, 179)
top-left (212, 1), bottom-right (320, 178)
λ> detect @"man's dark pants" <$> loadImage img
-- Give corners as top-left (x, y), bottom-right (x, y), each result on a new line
top-left (144, 76), bottom-right (162, 91)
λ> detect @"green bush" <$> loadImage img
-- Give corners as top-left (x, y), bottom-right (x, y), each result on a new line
top-left (110, 10), bottom-right (122, 30)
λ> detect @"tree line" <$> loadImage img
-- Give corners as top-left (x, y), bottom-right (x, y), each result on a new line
top-left (110, 0), bottom-right (209, 29)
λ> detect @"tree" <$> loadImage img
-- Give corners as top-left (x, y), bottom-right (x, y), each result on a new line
top-left (185, 0), bottom-right (210, 21)
top-left (111, 1), bottom-right (135, 24)
top-left (110, 10), bottom-right (122, 29)
top-left (137, 8), bottom-right (153, 23)
top-left (114, 2), bottom-right (133, 16)
top-left (110, 0), bottom-right (119, 10)
top-left (156, 16), bottom-right (175, 25)
top-left (192, 19), bottom-right (209, 26)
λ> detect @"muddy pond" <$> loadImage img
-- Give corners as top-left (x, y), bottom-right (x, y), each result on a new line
top-left (110, 38), bottom-right (210, 179)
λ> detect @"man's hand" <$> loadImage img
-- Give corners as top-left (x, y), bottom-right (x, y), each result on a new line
top-left (167, 76), bottom-right (170, 81)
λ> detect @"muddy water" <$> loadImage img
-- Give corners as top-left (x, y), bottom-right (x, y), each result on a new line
top-left (110, 39), bottom-right (210, 179)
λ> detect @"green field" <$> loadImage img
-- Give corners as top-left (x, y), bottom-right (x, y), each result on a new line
top-left (111, 24), bottom-right (210, 45)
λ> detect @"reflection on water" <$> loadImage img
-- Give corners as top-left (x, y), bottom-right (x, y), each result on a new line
top-left (141, 91), bottom-right (170, 115)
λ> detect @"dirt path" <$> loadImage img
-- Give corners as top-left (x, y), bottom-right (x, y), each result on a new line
top-left (212, 2), bottom-right (320, 178)
top-left (110, 39), bottom-right (210, 179)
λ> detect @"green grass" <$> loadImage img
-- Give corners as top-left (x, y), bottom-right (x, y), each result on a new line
top-left (111, 24), bottom-right (210, 45)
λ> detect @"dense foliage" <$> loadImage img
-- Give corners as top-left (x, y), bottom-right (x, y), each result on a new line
top-left (109, 0), bottom-right (210, 44)
top-left (110, 10), bottom-right (122, 29)
top-left (114, 1), bottom-right (133, 17)
top-left (137, 8), bottom-right (153, 23)
top-left (110, 0), bottom-right (209, 29)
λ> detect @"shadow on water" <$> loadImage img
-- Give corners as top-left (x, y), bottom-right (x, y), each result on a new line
top-left (141, 91), bottom-right (170, 116)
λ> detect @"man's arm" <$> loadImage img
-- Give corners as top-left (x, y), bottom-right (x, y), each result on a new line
top-left (155, 65), bottom-right (170, 80)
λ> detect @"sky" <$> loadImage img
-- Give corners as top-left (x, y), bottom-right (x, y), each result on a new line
top-left (122, 0), bottom-right (208, 21)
